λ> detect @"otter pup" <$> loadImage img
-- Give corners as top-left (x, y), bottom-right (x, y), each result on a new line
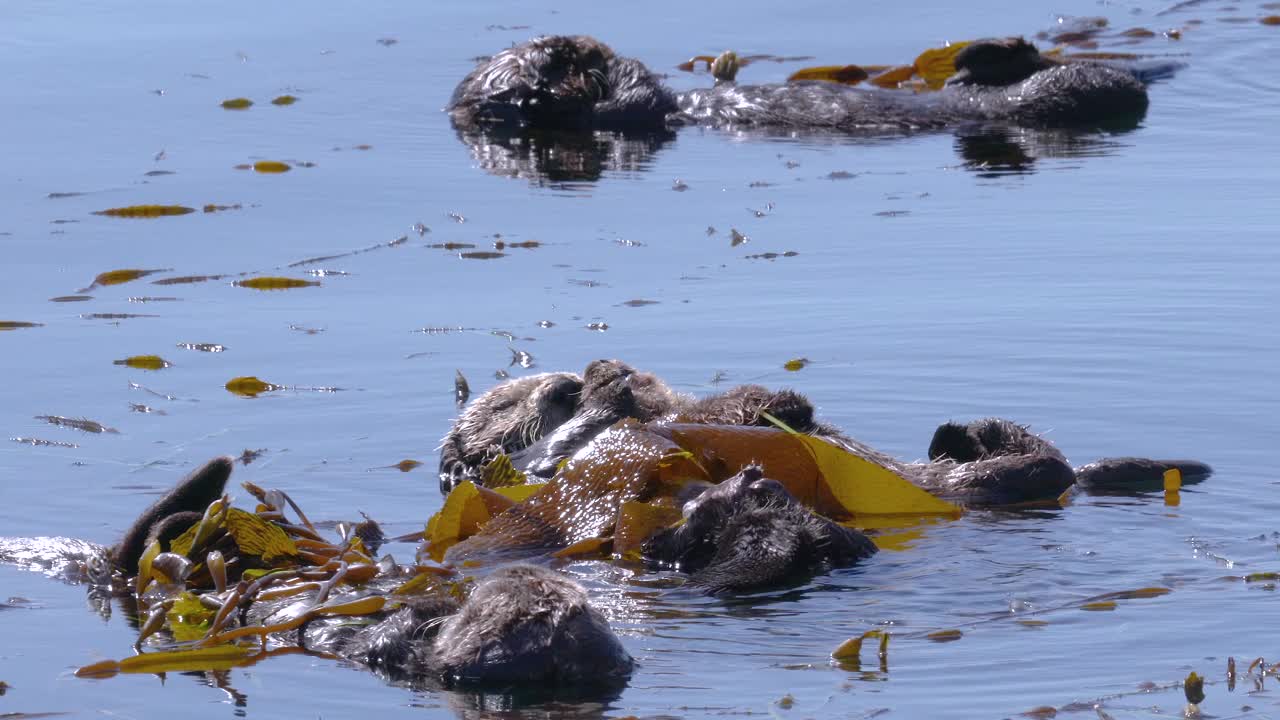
top-left (927, 417), bottom-right (1212, 495)
top-left (642, 465), bottom-right (878, 594)
top-left (340, 564), bottom-right (633, 687)
top-left (450, 36), bottom-right (1151, 134)
top-left (438, 371), bottom-right (583, 493)
top-left (946, 37), bottom-right (1057, 87)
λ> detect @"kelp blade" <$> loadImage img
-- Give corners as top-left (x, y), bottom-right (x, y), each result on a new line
top-left (94, 205), bottom-right (195, 218)
top-left (234, 277), bottom-right (318, 290)
top-left (787, 65), bottom-right (869, 85)
top-left (914, 41), bottom-right (971, 89)
top-left (799, 435), bottom-right (960, 518)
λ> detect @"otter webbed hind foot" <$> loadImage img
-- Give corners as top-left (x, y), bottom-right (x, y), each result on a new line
top-left (111, 456), bottom-right (233, 574)
top-left (1074, 458), bottom-right (1212, 493)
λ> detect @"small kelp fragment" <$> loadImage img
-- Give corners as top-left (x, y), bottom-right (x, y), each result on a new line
top-left (1016, 619), bottom-right (1049, 628)
top-left (153, 274), bottom-right (226, 285)
top-left (234, 277), bottom-right (318, 290)
top-left (1087, 587), bottom-right (1171, 601)
top-left (225, 376), bottom-right (282, 397)
top-left (0, 321), bottom-right (42, 331)
top-left (479, 454), bottom-right (526, 489)
top-left (221, 97), bottom-right (253, 110)
top-left (271, 95), bottom-right (298, 105)
top-left (458, 251), bottom-right (506, 260)
top-left (1184, 671), bottom-right (1205, 708)
top-left (252, 161), bottom-right (291, 173)
top-left (11, 437), bottom-right (78, 448)
top-left (831, 629), bottom-right (889, 662)
top-left (393, 459), bottom-right (422, 472)
top-left (783, 357), bottom-right (809, 372)
top-left (1245, 572), bottom-right (1279, 582)
top-left (1080, 600), bottom-right (1117, 611)
top-left (1262, 15), bottom-right (1280, 25)
top-left (1022, 707), bottom-right (1057, 719)
top-left (86, 268), bottom-right (169, 288)
top-left (79, 644), bottom-right (261, 677)
top-left (926, 629), bottom-right (963, 642)
top-left (83, 313), bottom-right (158, 320)
top-left (50, 295), bottom-right (93, 302)
top-left (788, 64), bottom-right (869, 84)
top-left (35, 415), bottom-right (119, 434)
top-left (113, 355), bottom-right (172, 371)
top-left (203, 203), bottom-right (243, 213)
top-left (93, 205), bottom-right (196, 218)
top-left (224, 507), bottom-right (297, 562)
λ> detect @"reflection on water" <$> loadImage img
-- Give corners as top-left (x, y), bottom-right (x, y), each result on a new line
top-left (455, 127), bottom-right (675, 185)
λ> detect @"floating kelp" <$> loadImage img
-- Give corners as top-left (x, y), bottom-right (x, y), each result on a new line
top-left (251, 161), bottom-right (291, 173)
top-left (50, 295), bottom-right (92, 302)
top-left (83, 313), bottom-right (158, 320)
top-left (11, 437), bottom-right (78, 448)
top-left (271, 95), bottom-right (298, 105)
top-left (233, 277), bottom-right (319, 290)
top-left (176, 343), bottom-right (226, 353)
top-left (113, 355), bottom-right (172, 371)
top-left (0, 321), bottom-right (42, 331)
top-left (93, 205), bottom-right (195, 218)
top-left (286, 235), bottom-right (407, 267)
top-left (202, 203), bottom-right (243, 213)
top-left (224, 376), bottom-right (282, 397)
top-left (153, 274), bottom-right (227, 286)
top-left (783, 358), bottom-right (810, 371)
top-left (83, 268), bottom-right (171, 289)
top-left (787, 64), bottom-right (870, 85)
top-left (220, 98), bottom-right (253, 110)
top-left (34, 415), bottom-right (119, 434)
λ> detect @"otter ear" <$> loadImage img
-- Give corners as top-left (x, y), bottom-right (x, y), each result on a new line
top-left (111, 456), bottom-right (233, 574)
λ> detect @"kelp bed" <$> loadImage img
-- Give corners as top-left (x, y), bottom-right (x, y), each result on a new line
top-left (73, 423), bottom-right (967, 679)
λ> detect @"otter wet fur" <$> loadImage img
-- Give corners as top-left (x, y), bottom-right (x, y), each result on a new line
top-left (643, 465), bottom-right (878, 594)
top-left (450, 35), bottom-right (1154, 134)
top-left (339, 564), bottom-right (633, 688)
top-left (437, 371), bottom-right (582, 493)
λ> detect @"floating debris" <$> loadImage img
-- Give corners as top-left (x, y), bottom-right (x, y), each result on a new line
top-left (455, 370), bottom-right (471, 407)
top-left (286, 235), bottom-right (406, 267)
top-left (234, 277), bottom-right (319, 290)
top-left (371, 459), bottom-right (422, 473)
top-left (289, 324), bottom-right (325, 334)
top-left (621, 299), bottom-right (659, 307)
top-left (536, 320), bottom-right (554, 328)
top-left (129, 382), bottom-right (185, 402)
top-left (745, 251), bottom-right (799, 260)
top-left (509, 348), bottom-right (534, 369)
top-left (176, 343), bottom-right (225, 353)
top-left (203, 203), bottom-right (243, 213)
top-left (129, 403), bottom-right (168, 415)
top-left (153, 275), bottom-right (226, 286)
top-left (672, 179), bottom-right (689, 192)
top-left (93, 205), bottom-right (195, 218)
top-left (129, 296), bottom-right (180, 303)
top-left (50, 295), bottom-right (93, 303)
top-left (874, 210), bottom-right (911, 217)
top-left (35, 415), bottom-right (120, 434)
top-left (447, 211), bottom-right (465, 223)
top-left (585, 322), bottom-right (609, 332)
top-left (238, 448), bottom-right (266, 465)
top-left (82, 313), bottom-right (158, 320)
top-left (459, 251), bottom-right (505, 260)
top-left (11, 437), bottom-right (78, 448)
top-left (730, 228), bottom-right (749, 247)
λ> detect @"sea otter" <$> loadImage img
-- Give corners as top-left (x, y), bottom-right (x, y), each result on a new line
top-left (641, 464), bottom-right (879, 594)
top-left (449, 35), bottom-right (1151, 134)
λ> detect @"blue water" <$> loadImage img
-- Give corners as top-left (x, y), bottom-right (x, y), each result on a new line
top-left (3, 0), bottom-right (1280, 717)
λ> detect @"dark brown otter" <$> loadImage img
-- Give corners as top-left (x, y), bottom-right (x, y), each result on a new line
top-left (642, 465), bottom-right (878, 594)
top-left (450, 36), bottom-right (1151, 134)
top-left (339, 564), bottom-right (633, 688)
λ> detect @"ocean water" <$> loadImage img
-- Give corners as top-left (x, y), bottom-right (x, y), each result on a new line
top-left (3, 0), bottom-right (1279, 717)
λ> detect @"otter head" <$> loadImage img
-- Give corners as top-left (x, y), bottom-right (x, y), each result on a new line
top-left (947, 37), bottom-right (1055, 87)
top-left (448, 36), bottom-right (677, 131)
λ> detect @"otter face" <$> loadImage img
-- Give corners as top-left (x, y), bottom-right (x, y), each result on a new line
top-left (438, 372), bottom-right (584, 493)
top-left (448, 36), bottom-right (677, 131)
top-left (947, 37), bottom-right (1054, 87)
top-left (643, 465), bottom-right (877, 593)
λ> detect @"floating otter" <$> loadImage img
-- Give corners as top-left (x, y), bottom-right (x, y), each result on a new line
top-left (338, 564), bottom-right (633, 688)
top-left (449, 35), bottom-right (1150, 134)
top-left (641, 465), bottom-right (878, 594)
top-left (441, 359), bottom-right (843, 489)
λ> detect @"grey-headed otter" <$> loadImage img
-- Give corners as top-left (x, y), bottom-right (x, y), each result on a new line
top-left (450, 35), bottom-right (1150, 133)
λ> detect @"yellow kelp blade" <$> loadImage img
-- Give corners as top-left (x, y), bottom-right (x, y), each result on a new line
top-left (797, 435), bottom-right (961, 518)
top-left (77, 644), bottom-right (260, 677)
top-left (869, 64), bottom-right (916, 88)
top-left (787, 65), bottom-right (869, 85)
top-left (914, 41), bottom-right (972, 89)
top-left (425, 481), bottom-right (545, 552)
top-left (615, 500), bottom-right (683, 558)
